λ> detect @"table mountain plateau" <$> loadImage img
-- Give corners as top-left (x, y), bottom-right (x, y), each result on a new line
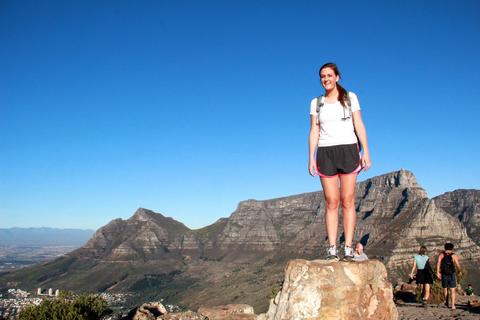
top-left (1, 169), bottom-right (479, 312)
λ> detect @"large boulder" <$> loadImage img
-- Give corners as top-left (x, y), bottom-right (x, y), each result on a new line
top-left (123, 301), bottom-right (168, 320)
top-left (123, 302), bottom-right (208, 320)
top-left (259, 259), bottom-right (398, 320)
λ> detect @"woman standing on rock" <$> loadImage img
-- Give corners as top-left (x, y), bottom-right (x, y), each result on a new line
top-left (409, 246), bottom-right (433, 305)
top-left (308, 62), bottom-right (371, 260)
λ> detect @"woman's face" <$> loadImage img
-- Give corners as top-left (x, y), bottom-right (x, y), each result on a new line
top-left (320, 67), bottom-right (339, 91)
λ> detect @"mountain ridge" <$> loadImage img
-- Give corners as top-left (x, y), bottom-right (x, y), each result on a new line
top-left (1, 169), bottom-right (479, 312)
top-left (0, 228), bottom-right (95, 247)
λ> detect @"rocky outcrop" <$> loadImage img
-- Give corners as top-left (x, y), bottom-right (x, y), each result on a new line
top-left (123, 301), bottom-right (167, 320)
top-left (258, 259), bottom-right (398, 320)
top-left (123, 302), bottom-right (208, 320)
top-left (198, 304), bottom-right (256, 319)
top-left (160, 311), bottom-right (207, 320)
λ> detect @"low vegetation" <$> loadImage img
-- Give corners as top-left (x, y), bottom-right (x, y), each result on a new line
top-left (19, 293), bottom-right (110, 320)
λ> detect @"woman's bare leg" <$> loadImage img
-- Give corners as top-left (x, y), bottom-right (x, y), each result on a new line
top-left (425, 284), bottom-right (430, 301)
top-left (340, 173), bottom-right (357, 247)
top-left (321, 176), bottom-right (340, 246)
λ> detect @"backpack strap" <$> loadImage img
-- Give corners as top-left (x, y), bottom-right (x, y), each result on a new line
top-left (316, 93), bottom-right (354, 124)
top-left (315, 95), bottom-right (324, 124)
top-left (346, 92), bottom-right (362, 152)
top-left (345, 92), bottom-right (352, 118)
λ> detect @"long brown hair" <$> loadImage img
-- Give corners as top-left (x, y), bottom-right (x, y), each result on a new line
top-left (319, 62), bottom-right (348, 107)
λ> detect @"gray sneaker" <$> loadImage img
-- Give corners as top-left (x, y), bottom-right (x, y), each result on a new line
top-left (326, 245), bottom-right (339, 260)
top-left (343, 245), bottom-right (354, 260)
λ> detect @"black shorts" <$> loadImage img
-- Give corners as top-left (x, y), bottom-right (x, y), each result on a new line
top-left (441, 274), bottom-right (457, 288)
top-left (316, 143), bottom-right (362, 177)
top-left (416, 269), bottom-right (433, 284)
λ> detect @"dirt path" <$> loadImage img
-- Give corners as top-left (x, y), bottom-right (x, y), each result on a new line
top-left (397, 302), bottom-right (480, 320)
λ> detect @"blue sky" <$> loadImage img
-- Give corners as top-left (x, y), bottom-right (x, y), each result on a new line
top-left (1, 1), bottom-right (479, 230)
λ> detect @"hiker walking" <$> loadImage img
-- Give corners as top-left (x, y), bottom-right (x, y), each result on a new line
top-left (308, 62), bottom-right (371, 260)
top-left (436, 242), bottom-right (461, 309)
top-left (409, 246), bottom-right (433, 305)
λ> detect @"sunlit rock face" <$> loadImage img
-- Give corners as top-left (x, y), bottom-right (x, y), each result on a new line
top-left (259, 259), bottom-right (398, 320)
top-left (434, 189), bottom-right (480, 245)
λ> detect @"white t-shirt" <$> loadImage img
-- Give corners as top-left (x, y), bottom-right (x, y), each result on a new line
top-left (353, 252), bottom-right (368, 261)
top-left (310, 92), bottom-right (361, 147)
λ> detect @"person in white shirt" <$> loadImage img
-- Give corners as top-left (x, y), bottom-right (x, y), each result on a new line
top-left (308, 62), bottom-right (371, 260)
top-left (353, 243), bottom-right (368, 261)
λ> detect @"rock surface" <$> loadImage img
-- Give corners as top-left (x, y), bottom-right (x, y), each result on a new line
top-left (123, 301), bottom-right (167, 320)
top-left (198, 304), bottom-right (256, 319)
top-left (396, 302), bottom-right (480, 320)
top-left (123, 302), bottom-right (209, 320)
top-left (160, 311), bottom-right (207, 320)
top-left (258, 259), bottom-right (398, 320)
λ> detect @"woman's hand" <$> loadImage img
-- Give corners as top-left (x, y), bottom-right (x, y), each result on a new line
top-left (309, 160), bottom-right (318, 177)
top-left (362, 152), bottom-right (372, 172)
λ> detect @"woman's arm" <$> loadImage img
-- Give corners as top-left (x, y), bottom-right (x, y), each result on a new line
top-left (352, 111), bottom-right (371, 171)
top-left (410, 260), bottom-right (417, 278)
top-left (309, 115), bottom-right (320, 176)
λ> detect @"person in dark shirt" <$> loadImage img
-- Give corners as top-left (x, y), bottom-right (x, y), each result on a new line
top-left (465, 284), bottom-right (474, 296)
top-left (436, 242), bottom-right (461, 309)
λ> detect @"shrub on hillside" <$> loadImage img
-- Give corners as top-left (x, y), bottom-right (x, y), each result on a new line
top-left (19, 294), bottom-right (110, 320)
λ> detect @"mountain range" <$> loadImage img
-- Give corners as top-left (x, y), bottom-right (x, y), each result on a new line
top-left (1, 169), bottom-right (479, 313)
top-left (0, 228), bottom-right (94, 247)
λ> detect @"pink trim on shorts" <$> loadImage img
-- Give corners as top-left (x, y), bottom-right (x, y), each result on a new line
top-left (316, 169), bottom-right (338, 178)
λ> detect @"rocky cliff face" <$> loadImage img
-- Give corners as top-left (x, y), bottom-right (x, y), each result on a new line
top-left (385, 198), bottom-right (480, 270)
top-left (1, 169), bottom-right (479, 312)
top-left (73, 170), bottom-right (480, 268)
top-left (433, 189), bottom-right (480, 245)
top-left (208, 169), bottom-right (432, 259)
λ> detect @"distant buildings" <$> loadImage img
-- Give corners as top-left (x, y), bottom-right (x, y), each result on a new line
top-left (0, 289), bottom-right (42, 320)
top-left (7, 289), bottom-right (29, 299)
top-left (0, 287), bottom-right (129, 319)
top-left (36, 287), bottom-right (60, 297)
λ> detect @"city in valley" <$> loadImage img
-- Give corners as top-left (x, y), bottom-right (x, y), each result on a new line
top-left (0, 245), bottom-right (78, 271)
top-left (0, 243), bottom-right (131, 319)
top-left (0, 287), bottom-right (130, 320)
